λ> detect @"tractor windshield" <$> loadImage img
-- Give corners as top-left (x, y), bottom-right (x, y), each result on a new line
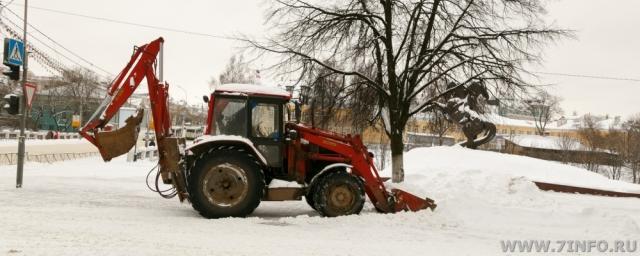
top-left (211, 97), bottom-right (247, 137)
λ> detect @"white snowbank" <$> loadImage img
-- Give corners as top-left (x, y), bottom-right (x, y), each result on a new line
top-left (509, 134), bottom-right (585, 150)
top-left (383, 146), bottom-right (640, 199)
top-left (1, 148), bottom-right (639, 255)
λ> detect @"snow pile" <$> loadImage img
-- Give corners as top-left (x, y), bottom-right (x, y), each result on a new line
top-left (383, 146), bottom-right (640, 201)
top-left (509, 134), bottom-right (585, 150)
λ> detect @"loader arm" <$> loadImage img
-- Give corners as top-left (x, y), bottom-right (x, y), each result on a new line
top-left (79, 37), bottom-right (188, 200)
top-left (290, 124), bottom-right (436, 213)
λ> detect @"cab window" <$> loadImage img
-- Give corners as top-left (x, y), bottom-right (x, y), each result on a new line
top-left (211, 98), bottom-right (246, 136)
top-left (251, 103), bottom-right (278, 138)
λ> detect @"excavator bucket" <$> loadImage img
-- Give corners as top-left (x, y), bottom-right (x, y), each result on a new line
top-left (95, 110), bottom-right (145, 161)
top-left (392, 188), bottom-right (437, 212)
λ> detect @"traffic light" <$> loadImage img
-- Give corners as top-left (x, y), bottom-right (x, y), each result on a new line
top-left (3, 94), bottom-right (19, 115)
top-left (3, 65), bottom-right (20, 81)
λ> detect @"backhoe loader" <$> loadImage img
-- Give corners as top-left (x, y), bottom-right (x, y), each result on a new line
top-left (80, 37), bottom-right (436, 218)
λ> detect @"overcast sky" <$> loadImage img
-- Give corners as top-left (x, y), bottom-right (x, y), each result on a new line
top-left (3, 0), bottom-right (639, 118)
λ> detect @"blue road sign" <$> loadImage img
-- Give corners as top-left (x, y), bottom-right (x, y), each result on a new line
top-left (3, 38), bottom-right (25, 66)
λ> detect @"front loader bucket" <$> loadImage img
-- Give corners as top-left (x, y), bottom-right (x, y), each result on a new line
top-left (391, 188), bottom-right (437, 212)
top-left (95, 110), bottom-right (144, 161)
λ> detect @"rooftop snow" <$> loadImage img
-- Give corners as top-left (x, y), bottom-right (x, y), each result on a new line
top-left (215, 84), bottom-right (291, 98)
top-left (485, 113), bottom-right (622, 131)
top-left (508, 135), bottom-right (586, 151)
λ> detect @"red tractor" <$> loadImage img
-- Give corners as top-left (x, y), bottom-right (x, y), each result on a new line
top-left (80, 37), bottom-right (435, 218)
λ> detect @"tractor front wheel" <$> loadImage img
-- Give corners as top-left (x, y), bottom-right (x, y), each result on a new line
top-left (312, 171), bottom-right (365, 217)
top-left (188, 149), bottom-right (265, 218)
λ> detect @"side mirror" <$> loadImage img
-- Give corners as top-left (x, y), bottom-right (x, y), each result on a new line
top-left (202, 95), bottom-right (209, 103)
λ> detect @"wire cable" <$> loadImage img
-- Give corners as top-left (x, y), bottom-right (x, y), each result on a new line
top-left (1, 4), bottom-right (113, 76)
top-left (6, 3), bottom-right (639, 84)
top-left (13, 4), bottom-right (243, 41)
top-left (1, 20), bottom-right (68, 73)
top-left (1, 13), bottom-right (76, 70)
top-left (534, 72), bottom-right (640, 82)
top-left (0, 16), bottom-right (68, 74)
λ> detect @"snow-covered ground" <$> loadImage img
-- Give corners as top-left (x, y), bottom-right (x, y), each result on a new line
top-left (385, 146), bottom-right (640, 194)
top-left (1, 147), bottom-right (639, 255)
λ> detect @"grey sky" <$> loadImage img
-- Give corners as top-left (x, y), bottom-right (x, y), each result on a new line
top-left (3, 0), bottom-right (639, 118)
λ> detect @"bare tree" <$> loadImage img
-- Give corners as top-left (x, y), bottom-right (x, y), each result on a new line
top-left (57, 68), bottom-right (103, 126)
top-left (303, 64), bottom-right (349, 129)
top-left (427, 110), bottom-right (452, 145)
top-left (555, 132), bottom-right (577, 164)
top-left (577, 114), bottom-right (604, 172)
top-left (622, 115), bottom-right (640, 183)
top-left (524, 90), bottom-right (562, 136)
top-left (208, 76), bottom-right (219, 91)
top-left (251, 0), bottom-right (567, 182)
top-left (302, 63), bottom-right (380, 133)
top-left (218, 55), bottom-right (257, 84)
top-left (346, 82), bottom-right (379, 133)
top-left (603, 128), bottom-right (624, 180)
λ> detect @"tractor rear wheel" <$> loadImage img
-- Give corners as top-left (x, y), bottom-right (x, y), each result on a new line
top-left (312, 171), bottom-right (365, 217)
top-left (188, 149), bottom-right (265, 218)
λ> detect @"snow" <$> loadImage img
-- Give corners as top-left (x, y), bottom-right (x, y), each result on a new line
top-left (486, 112), bottom-right (624, 131)
top-left (509, 134), bottom-right (585, 150)
top-left (215, 83), bottom-right (291, 98)
top-left (381, 106), bottom-right (391, 134)
top-left (486, 112), bottom-right (538, 127)
top-left (384, 146), bottom-right (640, 194)
top-left (1, 147), bottom-right (639, 255)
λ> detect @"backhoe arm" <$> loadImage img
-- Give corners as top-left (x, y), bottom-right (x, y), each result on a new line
top-left (80, 37), bottom-right (168, 160)
top-left (79, 37), bottom-right (188, 201)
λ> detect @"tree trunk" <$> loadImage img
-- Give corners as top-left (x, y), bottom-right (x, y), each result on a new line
top-left (79, 99), bottom-right (83, 127)
top-left (390, 131), bottom-right (404, 183)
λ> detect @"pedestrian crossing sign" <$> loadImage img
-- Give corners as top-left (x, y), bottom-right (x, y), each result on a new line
top-left (3, 38), bottom-right (25, 66)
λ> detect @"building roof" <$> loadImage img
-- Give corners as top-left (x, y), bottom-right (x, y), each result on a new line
top-left (486, 113), bottom-right (623, 131)
top-left (508, 135), bottom-right (586, 150)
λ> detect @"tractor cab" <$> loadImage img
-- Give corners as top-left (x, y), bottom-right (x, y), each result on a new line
top-left (203, 84), bottom-right (291, 170)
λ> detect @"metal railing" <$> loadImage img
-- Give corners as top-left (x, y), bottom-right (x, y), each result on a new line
top-left (0, 130), bottom-right (80, 140)
top-left (0, 151), bottom-right (100, 165)
top-left (127, 147), bottom-right (159, 162)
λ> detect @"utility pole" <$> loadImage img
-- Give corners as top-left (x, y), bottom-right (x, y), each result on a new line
top-left (16, 0), bottom-right (27, 188)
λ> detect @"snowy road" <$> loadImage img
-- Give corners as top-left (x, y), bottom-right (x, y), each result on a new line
top-left (1, 148), bottom-right (639, 255)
